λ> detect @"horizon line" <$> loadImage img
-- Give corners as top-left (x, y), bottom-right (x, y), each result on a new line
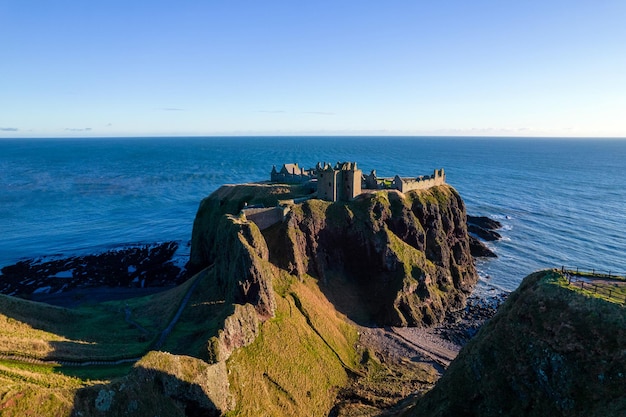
top-left (1, 134), bottom-right (626, 140)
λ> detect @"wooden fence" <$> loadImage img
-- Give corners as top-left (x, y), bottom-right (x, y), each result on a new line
top-left (562, 267), bottom-right (626, 306)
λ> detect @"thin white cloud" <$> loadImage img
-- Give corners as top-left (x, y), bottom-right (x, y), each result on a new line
top-left (0, 127), bottom-right (18, 131)
top-left (302, 111), bottom-right (335, 116)
top-left (64, 127), bottom-right (92, 132)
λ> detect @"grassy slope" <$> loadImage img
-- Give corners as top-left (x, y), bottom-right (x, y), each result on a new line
top-left (0, 272), bottom-right (198, 362)
top-left (225, 271), bottom-right (359, 416)
top-left (560, 274), bottom-right (626, 305)
top-left (0, 273), bottom-right (203, 417)
top-left (0, 267), bottom-right (360, 416)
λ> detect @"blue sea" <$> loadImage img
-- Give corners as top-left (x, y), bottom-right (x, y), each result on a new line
top-left (1, 137), bottom-right (625, 292)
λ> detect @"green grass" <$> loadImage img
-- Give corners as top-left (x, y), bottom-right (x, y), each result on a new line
top-left (225, 274), bottom-right (359, 417)
top-left (0, 271), bottom-right (210, 417)
top-left (54, 363), bottom-right (135, 381)
top-left (0, 272), bottom-right (202, 363)
top-left (158, 268), bottom-right (230, 358)
top-left (550, 270), bottom-right (626, 306)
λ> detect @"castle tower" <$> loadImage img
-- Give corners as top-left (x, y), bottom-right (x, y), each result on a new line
top-left (316, 161), bottom-right (362, 202)
top-left (340, 162), bottom-right (362, 201)
top-left (317, 164), bottom-right (338, 201)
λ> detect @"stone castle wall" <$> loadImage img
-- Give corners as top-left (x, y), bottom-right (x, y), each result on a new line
top-left (392, 169), bottom-right (445, 193)
top-left (242, 207), bottom-right (288, 230)
top-left (270, 172), bottom-right (313, 184)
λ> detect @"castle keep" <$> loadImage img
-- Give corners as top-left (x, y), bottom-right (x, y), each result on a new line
top-left (317, 162), bottom-right (362, 202)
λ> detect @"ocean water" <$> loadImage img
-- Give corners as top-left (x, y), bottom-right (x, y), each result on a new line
top-left (1, 137), bottom-right (625, 292)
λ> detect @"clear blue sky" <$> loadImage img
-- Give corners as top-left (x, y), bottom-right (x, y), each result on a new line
top-left (1, 1), bottom-right (625, 137)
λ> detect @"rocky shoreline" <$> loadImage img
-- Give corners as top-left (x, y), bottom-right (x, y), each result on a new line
top-left (467, 215), bottom-right (502, 258)
top-left (0, 241), bottom-right (189, 300)
top-left (436, 289), bottom-right (509, 346)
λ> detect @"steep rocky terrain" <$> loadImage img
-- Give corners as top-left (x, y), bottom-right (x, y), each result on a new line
top-left (404, 270), bottom-right (626, 417)
top-left (4, 181), bottom-right (622, 416)
top-left (189, 183), bottom-right (478, 327)
top-left (0, 182), bottom-right (481, 416)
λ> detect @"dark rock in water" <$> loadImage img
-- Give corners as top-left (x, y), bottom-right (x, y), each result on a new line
top-left (469, 235), bottom-right (497, 258)
top-left (0, 241), bottom-right (187, 298)
top-left (468, 224), bottom-right (502, 241)
top-left (467, 215), bottom-right (502, 230)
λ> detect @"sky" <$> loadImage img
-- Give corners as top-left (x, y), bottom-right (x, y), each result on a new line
top-left (1, 1), bottom-right (625, 138)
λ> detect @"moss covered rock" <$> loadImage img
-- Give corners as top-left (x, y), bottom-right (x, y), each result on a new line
top-left (407, 270), bottom-right (626, 417)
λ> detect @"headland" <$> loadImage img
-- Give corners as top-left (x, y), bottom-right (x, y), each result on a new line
top-left (0, 162), bottom-right (620, 416)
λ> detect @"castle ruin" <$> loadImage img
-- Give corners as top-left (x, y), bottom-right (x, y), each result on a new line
top-left (317, 162), bottom-right (362, 202)
top-left (271, 162), bottom-right (445, 202)
top-left (270, 163), bottom-right (315, 184)
top-left (241, 162), bottom-right (447, 231)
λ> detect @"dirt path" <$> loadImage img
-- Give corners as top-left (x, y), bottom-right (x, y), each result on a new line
top-left (569, 275), bottom-right (626, 286)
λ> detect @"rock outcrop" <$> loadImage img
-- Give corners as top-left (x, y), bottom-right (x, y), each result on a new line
top-left (406, 270), bottom-right (626, 417)
top-left (72, 351), bottom-right (234, 416)
top-left (0, 242), bottom-right (183, 297)
top-left (266, 187), bottom-right (477, 326)
top-left (189, 183), bottom-right (478, 327)
top-left (210, 215), bottom-right (277, 320)
top-left (468, 235), bottom-right (497, 258)
top-left (466, 214), bottom-right (501, 257)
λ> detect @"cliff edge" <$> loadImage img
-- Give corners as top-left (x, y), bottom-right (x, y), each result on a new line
top-left (405, 270), bottom-right (626, 417)
top-left (188, 183), bottom-right (478, 327)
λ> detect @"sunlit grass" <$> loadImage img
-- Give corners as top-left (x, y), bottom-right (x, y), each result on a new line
top-left (0, 271), bottom-right (202, 364)
top-left (225, 273), bottom-right (359, 416)
top-left (550, 270), bottom-right (626, 306)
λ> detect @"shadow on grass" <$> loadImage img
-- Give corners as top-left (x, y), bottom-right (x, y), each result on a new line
top-left (2, 266), bottom-right (232, 360)
top-left (70, 366), bottom-right (223, 417)
top-left (0, 267), bottom-right (237, 415)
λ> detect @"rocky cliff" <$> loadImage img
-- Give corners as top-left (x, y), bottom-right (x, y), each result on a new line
top-left (406, 270), bottom-right (626, 417)
top-left (189, 183), bottom-right (478, 327)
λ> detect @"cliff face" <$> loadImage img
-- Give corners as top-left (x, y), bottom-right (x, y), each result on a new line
top-left (210, 214), bottom-right (276, 320)
top-left (188, 183), bottom-right (313, 273)
top-left (189, 183), bottom-right (477, 327)
top-left (407, 270), bottom-right (626, 417)
top-left (267, 186), bottom-right (476, 326)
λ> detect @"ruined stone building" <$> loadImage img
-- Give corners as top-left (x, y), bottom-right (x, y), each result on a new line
top-left (270, 162), bottom-right (444, 202)
top-left (270, 163), bottom-right (315, 184)
top-left (317, 162), bottom-right (362, 202)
